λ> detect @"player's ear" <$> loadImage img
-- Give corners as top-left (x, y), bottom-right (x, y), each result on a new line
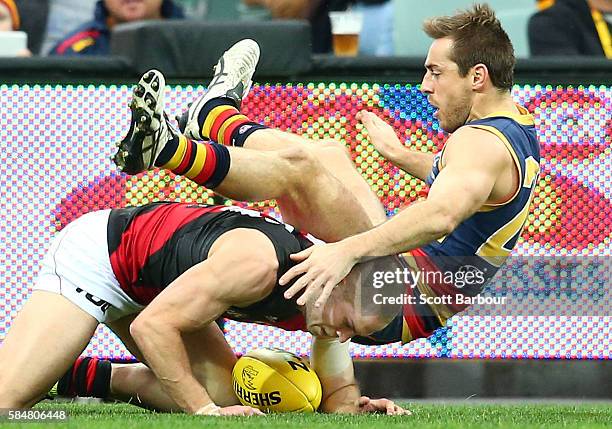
top-left (472, 63), bottom-right (488, 89)
top-left (303, 291), bottom-right (326, 324)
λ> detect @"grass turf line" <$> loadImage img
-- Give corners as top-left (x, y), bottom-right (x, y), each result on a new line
top-left (2, 402), bottom-right (609, 429)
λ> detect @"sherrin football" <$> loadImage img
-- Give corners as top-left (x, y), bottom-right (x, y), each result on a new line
top-left (232, 348), bottom-right (322, 413)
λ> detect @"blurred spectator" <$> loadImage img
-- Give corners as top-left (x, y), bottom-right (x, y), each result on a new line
top-left (330, 0), bottom-right (394, 56)
top-left (0, 0), bottom-right (33, 56)
top-left (528, 0), bottom-right (612, 57)
top-left (240, 0), bottom-right (332, 53)
top-left (12, 0), bottom-right (49, 54)
top-left (175, 0), bottom-right (209, 19)
top-left (49, 0), bottom-right (184, 56)
top-left (536, 0), bottom-right (555, 9)
top-left (243, 0), bottom-right (317, 19)
top-left (42, 0), bottom-right (97, 54)
top-left (0, 0), bottom-right (20, 31)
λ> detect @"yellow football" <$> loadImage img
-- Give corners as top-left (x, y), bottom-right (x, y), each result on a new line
top-left (232, 348), bottom-right (322, 413)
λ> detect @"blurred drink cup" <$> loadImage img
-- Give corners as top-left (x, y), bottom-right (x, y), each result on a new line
top-left (329, 11), bottom-right (363, 56)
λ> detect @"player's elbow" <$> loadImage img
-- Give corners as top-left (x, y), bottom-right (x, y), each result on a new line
top-left (429, 202), bottom-right (462, 237)
top-left (129, 314), bottom-right (165, 344)
top-left (129, 316), bottom-right (148, 341)
top-left (438, 213), bottom-right (460, 237)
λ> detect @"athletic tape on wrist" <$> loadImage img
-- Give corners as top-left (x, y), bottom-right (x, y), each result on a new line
top-left (194, 403), bottom-right (221, 416)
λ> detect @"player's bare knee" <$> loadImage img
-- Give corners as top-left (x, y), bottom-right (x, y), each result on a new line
top-left (277, 146), bottom-right (324, 196)
top-left (128, 315), bottom-right (154, 343)
top-left (0, 387), bottom-right (30, 408)
top-left (279, 146), bottom-right (321, 174)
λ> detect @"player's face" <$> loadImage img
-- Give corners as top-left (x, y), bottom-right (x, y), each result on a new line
top-left (104, 0), bottom-right (164, 23)
top-left (306, 288), bottom-right (387, 343)
top-left (421, 37), bottom-right (473, 133)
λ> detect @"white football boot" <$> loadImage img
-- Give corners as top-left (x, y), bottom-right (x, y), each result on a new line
top-left (181, 39), bottom-right (260, 140)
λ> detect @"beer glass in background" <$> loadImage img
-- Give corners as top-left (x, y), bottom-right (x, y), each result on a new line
top-left (329, 10), bottom-right (363, 57)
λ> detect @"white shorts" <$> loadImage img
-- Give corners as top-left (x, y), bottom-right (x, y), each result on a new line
top-left (33, 210), bottom-right (144, 323)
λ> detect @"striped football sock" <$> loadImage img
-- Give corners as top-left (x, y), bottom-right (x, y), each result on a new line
top-left (57, 357), bottom-right (111, 398)
top-left (197, 98), bottom-right (266, 147)
top-left (154, 135), bottom-right (231, 188)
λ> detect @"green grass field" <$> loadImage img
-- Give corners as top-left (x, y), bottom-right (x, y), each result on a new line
top-left (1, 402), bottom-right (610, 429)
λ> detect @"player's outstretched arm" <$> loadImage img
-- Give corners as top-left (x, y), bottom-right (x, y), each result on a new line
top-left (282, 127), bottom-right (508, 307)
top-left (311, 336), bottom-right (360, 413)
top-left (339, 126), bottom-right (510, 258)
top-left (129, 262), bottom-right (261, 416)
top-left (311, 337), bottom-right (411, 415)
top-left (130, 265), bottom-right (233, 414)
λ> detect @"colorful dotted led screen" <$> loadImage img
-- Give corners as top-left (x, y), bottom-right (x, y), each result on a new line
top-left (0, 82), bottom-right (609, 359)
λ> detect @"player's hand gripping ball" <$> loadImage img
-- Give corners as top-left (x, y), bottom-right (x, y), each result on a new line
top-left (232, 348), bottom-right (322, 413)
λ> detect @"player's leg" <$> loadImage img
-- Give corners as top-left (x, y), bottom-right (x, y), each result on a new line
top-left (112, 40), bottom-right (384, 240)
top-left (174, 38), bottom-right (386, 231)
top-left (52, 313), bottom-right (180, 411)
top-left (314, 141), bottom-right (387, 228)
top-left (0, 291), bottom-right (98, 408)
top-left (111, 75), bottom-right (379, 240)
top-left (112, 40), bottom-right (261, 176)
top-left (216, 144), bottom-right (384, 241)
top-left (56, 318), bottom-right (238, 413)
top-left (0, 211), bottom-right (119, 408)
top-left (245, 135), bottom-right (388, 230)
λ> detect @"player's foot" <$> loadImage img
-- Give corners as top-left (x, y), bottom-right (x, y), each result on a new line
top-left (113, 69), bottom-right (178, 174)
top-left (45, 382), bottom-right (59, 400)
top-left (181, 38), bottom-right (260, 140)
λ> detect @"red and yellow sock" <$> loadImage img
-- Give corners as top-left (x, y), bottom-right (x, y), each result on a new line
top-left (198, 98), bottom-right (266, 147)
top-left (155, 134), bottom-right (231, 188)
